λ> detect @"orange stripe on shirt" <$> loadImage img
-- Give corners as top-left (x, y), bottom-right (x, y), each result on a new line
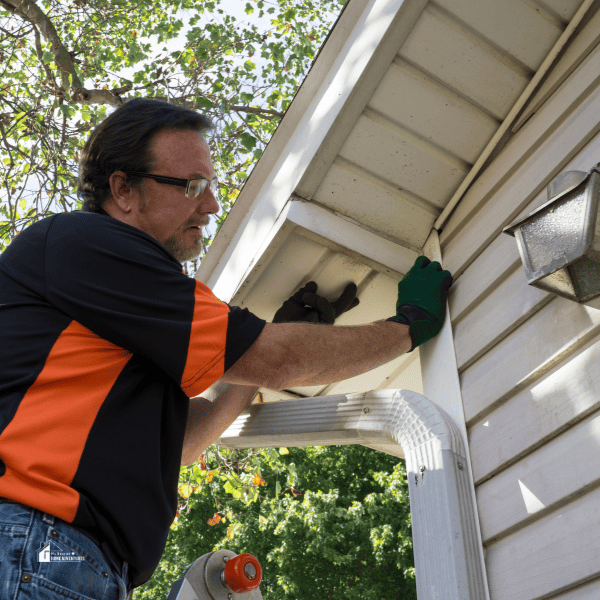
top-left (0, 320), bottom-right (132, 522)
top-left (180, 280), bottom-right (230, 398)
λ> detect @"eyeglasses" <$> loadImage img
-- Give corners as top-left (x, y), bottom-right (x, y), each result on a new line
top-left (128, 172), bottom-right (219, 200)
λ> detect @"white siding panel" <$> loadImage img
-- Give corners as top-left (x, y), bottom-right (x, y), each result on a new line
top-left (476, 409), bottom-right (600, 543)
top-left (444, 92), bottom-right (600, 277)
top-left (338, 112), bottom-right (469, 208)
top-left (399, 5), bottom-right (531, 120)
top-left (435, 0), bottom-right (563, 71)
top-left (377, 351), bottom-right (423, 395)
top-left (544, 578), bottom-right (600, 600)
top-left (461, 297), bottom-right (600, 424)
top-left (441, 44), bottom-right (600, 273)
top-left (368, 59), bottom-right (499, 164)
top-left (469, 332), bottom-right (600, 484)
top-left (485, 485), bottom-right (600, 600)
top-left (453, 266), bottom-right (551, 371)
top-left (514, 8), bottom-right (600, 131)
top-left (448, 233), bottom-right (520, 324)
top-left (313, 159), bottom-right (436, 249)
top-left (334, 270), bottom-right (399, 328)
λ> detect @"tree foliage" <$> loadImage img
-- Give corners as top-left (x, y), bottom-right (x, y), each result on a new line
top-left (0, 0), bottom-right (344, 270)
top-left (0, 4), bottom-right (417, 598)
top-left (137, 444), bottom-right (416, 600)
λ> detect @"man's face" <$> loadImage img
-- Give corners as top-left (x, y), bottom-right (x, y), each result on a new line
top-left (131, 128), bottom-right (220, 263)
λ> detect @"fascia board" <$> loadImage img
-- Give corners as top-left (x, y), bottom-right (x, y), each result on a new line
top-left (228, 198), bottom-right (419, 303)
top-left (286, 200), bottom-right (419, 275)
top-left (196, 0), bottom-right (428, 303)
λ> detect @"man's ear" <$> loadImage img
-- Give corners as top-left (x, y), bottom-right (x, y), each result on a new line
top-left (108, 171), bottom-right (134, 213)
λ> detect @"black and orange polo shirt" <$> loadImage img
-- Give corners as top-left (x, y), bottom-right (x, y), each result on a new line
top-left (0, 206), bottom-right (265, 586)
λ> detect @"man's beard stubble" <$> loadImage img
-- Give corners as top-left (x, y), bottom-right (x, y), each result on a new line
top-left (163, 220), bottom-right (209, 263)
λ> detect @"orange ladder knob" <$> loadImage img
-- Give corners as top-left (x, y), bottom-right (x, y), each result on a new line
top-left (222, 553), bottom-right (262, 593)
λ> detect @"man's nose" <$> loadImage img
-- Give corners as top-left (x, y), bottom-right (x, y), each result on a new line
top-left (200, 188), bottom-right (220, 215)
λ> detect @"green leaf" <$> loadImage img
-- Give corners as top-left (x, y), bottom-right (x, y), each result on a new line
top-left (192, 465), bottom-right (204, 483)
top-left (244, 2), bottom-right (254, 14)
top-left (240, 132), bottom-right (257, 150)
top-left (275, 480), bottom-right (281, 496)
top-left (196, 97), bottom-right (213, 110)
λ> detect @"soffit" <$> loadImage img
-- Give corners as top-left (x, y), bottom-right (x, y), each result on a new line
top-left (197, 0), bottom-right (585, 401)
top-left (297, 0), bottom-right (577, 250)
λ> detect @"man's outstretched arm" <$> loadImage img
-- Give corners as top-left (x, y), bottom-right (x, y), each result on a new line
top-left (221, 320), bottom-right (412, 389)
top-left (181, 256), bottom-right (452, 465)
top-left (221, 255), bottom-right (452, 390)
top-left (181, 320), bottom-right (410, 466)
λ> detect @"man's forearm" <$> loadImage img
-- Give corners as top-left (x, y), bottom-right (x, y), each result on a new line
top-left (221, 320), bottom-right (412, 390)
top-left (181, 321), bottom-right (410, 464)
top-left (181, 381), bottom-right (258, 466)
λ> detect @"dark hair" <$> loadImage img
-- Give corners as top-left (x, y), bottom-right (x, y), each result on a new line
top-left (78, 98), bottom-right (213, 211)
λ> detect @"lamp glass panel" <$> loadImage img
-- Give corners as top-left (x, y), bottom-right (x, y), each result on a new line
top-left (570, 256), bottom-right (600, 302)
top-left (520, 192), bottom-right (587, 272)
top-left (534, 268), bottom-right (576, 299)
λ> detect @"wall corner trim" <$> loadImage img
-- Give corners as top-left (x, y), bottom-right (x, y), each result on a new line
top-left (218, 388), bottom-right (487, 599)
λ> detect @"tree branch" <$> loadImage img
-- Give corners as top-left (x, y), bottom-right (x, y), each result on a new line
top-left (3, 0), bottom-right (83, 88)
top-left (32, 21), bottom-right (55, 87)
top-left (0, 23), bottom-right (33, 39)
top-left (229, 105), bottom-right (284, 119)
top-left (72, 87), bottom-right (124, 106)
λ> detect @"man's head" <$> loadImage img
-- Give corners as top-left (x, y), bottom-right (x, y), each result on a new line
top-left (78, 98), bottom-right (219, 262)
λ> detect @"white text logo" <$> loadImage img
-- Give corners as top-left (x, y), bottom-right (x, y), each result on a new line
top-left (38, 542), bottom-right (85, 562)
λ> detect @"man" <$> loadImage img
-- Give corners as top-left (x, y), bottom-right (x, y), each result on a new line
top-left (0, 98), bottom-right (452, 598)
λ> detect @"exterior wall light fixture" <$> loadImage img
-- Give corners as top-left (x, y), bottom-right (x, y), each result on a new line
top-left (503, 164), bottom-right (600, 303)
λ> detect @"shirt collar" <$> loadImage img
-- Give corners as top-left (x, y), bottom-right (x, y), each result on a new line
top-left (80, 200), bottom-right (110, 216)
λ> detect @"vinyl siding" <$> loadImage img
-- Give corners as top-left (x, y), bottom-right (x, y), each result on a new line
top-left (441, 26), bottom-right (600, 600)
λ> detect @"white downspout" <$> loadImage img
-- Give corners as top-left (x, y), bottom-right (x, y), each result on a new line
top-left (218, 388), bottom-right (486, 600)
top-left (420, 229), bottom-right (491, 600)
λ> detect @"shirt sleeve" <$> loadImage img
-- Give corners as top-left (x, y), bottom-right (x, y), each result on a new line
top-left (43, 212), bottom-right (265, 395)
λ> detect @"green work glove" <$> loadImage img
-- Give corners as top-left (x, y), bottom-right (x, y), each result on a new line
top-left (273, 281), bottom-right (359, 324)
top-left (387, 256), bottom-right (453, 351)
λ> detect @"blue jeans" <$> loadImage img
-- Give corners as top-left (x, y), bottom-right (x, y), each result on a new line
top-left (0, 499), bottom-right (131, 600)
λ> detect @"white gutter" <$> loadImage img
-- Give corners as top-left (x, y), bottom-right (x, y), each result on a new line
top-left (218, 389), bottom-right (487, 600)
top-left (434, 0), bottom-right (597, 232)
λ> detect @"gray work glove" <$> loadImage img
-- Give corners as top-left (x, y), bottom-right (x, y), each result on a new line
top-left (273, 281), bottom-right (359, 324)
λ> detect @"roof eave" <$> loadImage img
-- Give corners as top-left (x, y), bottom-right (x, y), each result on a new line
top-left (196, 0), bottom-right (429, 302)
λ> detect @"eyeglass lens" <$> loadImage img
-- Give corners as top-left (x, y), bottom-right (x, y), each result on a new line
top-left (188, 178), bottom-right (219, 199)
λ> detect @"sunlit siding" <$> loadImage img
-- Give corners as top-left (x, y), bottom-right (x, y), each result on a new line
top-left (441, 20), bottom-right (600, 600)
